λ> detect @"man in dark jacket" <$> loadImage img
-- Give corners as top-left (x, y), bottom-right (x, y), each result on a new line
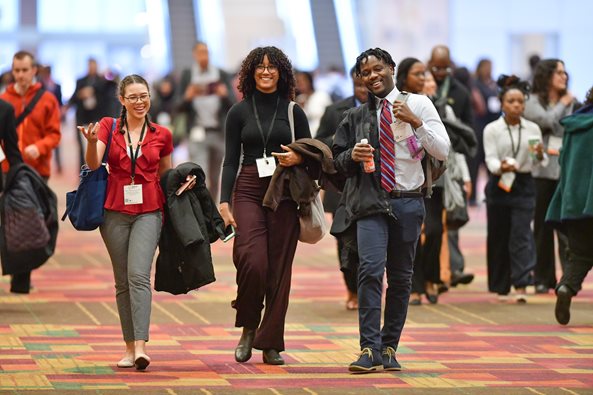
top-left (428, 45), bottom-right (476, 287)
top-left (333, 48), bottom-right (449, 373)
top-left (69, 58), bottom-right (112, 167)
top-left (316, 67), bottom-right (368, 310)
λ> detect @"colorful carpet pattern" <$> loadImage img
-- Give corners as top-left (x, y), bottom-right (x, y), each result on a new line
top-left (1, 175), bottom-right (592, 394)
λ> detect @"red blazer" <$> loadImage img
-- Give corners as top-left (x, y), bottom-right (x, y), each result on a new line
top-left (98, 117), bottom-right (173, 215)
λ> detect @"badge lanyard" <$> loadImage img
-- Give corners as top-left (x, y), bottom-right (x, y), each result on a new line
top-left (505, 121), bottom-right (522, 159)
top-left (252, 95), bottom-right (279, 157)
top-left (125, 120), bottom-right (147, 184)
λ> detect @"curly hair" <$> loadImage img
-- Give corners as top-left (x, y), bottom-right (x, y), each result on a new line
top-left (354, 48), bottom-right (396, 77)
top-left (395, 57), bottom-right (421, 91)
top-left (496, 74), bottom-right (530, 101)
top-left (118, 74), bottom-right (153, 134)
top-left (237, 46), bottom-right (295, 100)
top-left (531, 59), bottom-right (565, 106)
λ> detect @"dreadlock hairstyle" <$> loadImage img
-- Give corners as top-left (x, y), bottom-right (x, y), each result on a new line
top-left (496, 74), bottom-right (530, 101)
top-left (395, 57), bottom-right (421, 91)
top-left (118, 74), bottom-right (155, 134)
top-left (237, 46), bottom-right (296, 100)
top-left (531, 59), bottom-right (566, 107)
top-left (354, 48), bottom-right (396, 78)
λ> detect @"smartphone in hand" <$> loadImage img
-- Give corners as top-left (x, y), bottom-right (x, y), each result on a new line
top-left (176, 174), bottom-right (197, 196)
top-left (222, 225), bottom-right (236, 243)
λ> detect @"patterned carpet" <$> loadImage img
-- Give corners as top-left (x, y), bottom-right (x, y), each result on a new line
top-left (1, 169), bottom-right (592, 395)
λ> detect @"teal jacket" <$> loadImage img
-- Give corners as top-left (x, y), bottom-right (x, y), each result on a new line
top-left (546, 104), bottom-right (593, 224)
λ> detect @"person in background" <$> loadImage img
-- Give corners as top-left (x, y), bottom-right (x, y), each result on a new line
top-left (295, 70), bottom-right (332, 137)
top-left (395, 57), bottom-right (441, 305)
top-left (69, 58), bottom-right (112, 167)
top-left (79, 74), bottom-right (173, 370)
top-left (316, 66), bottom-right (368, 310)
top-left (149, 74), bottom-right (177, 140)
top-left (38, 64), bottom-right (64, 174)
top-left (178, 41), bottom-right (236, 201)
top-left (483, 75), bottom-right (546, 303)
top-left (523, 59), bottom-right (577, 294)
top-left (219, 46), bottom-right (311, 366)
top-left (333, 48), bottom-right (449, 373)
top-left (428, 45), bottom-right (475, 289)
top-left (469, 58), bottom-right (501, 205)
top-left (546, 86), bottom-right (593, 325)
top-left (0, 50), bottom-right (61, 294)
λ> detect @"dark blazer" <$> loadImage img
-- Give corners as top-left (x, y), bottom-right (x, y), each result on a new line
top-left (155, 162), bottom-right (226, 295)
top-left (444, 77), bottom-right (474, 128)
top-left (315, 95), bottom-right (357, 213)
top-left (70, 74), bottom-right (112, 123)
top-left (0, 163), bottom-right (58, 275)
top-left (0, 99), bottom-right (24, 192)
top-left (316, 96), bottom-right (357, 148)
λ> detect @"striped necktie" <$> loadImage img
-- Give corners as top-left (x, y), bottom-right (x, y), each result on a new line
top-left (379, 99), bottom-right (396, 192)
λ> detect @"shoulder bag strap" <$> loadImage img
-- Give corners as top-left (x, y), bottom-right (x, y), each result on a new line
top-left (288, 101), bottom-right (296, 142)
top-left (15, 88), bottom-right (46, 127)
top-left (398, 91), bottom-right (434, 196)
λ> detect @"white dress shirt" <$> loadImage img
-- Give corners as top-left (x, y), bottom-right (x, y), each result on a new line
top-left (483, 116), bottom-right (547, 175)
top-left (375, 87), bottom-right (450, 191)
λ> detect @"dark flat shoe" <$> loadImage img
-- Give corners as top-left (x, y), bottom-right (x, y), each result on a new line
top-left (235, 327), bottom-right (256, 363)
top-left (262, 349), bottom-right (284, 365)
top-left (426, 293), bottom-right (438, 304)
top-left (555, 285), bottom-right (573, 325)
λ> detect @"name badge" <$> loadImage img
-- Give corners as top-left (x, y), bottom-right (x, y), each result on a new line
top-left (123, 184), bottom-right (143, 205)
top-left (256, 156), bottom-right (276, 178)
top-left (391, 121), bottom-right (413, 142)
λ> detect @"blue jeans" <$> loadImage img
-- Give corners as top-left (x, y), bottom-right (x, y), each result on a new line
top-left (356, 197), bottom-right (424, 352)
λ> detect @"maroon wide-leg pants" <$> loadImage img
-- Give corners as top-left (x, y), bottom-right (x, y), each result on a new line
top-left (231, 165), bottom-right (299, 352)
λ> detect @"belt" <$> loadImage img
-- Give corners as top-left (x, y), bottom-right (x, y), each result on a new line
top-left (389, 188), bottom-right (423, 199)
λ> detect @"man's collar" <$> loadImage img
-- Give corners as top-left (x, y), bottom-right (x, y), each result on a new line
top-left (374, 87), bottom-right (400, 107)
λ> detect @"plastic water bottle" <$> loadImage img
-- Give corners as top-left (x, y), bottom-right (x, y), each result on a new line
top-left (361, 138), bottom-right (375, 173)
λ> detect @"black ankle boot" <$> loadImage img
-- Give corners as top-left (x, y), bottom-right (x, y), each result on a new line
top-left (262, 349), bottom-right (284, 365)
top-left (234, 328), bottom-right (256, 363)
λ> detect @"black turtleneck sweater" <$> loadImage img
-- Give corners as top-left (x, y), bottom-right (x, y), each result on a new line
top-left (221, 90), bottom-right (311, 203)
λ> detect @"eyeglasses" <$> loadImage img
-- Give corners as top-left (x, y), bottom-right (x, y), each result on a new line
top-left (431, 66), bottom-right (451, 73)
top-left (255, 64), bottom-right (278, 73)
top-left (123, 93), bottom-right (150, 103)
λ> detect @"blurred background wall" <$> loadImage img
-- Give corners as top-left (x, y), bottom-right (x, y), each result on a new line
top-left (0, 0), bottom-right (591, 101)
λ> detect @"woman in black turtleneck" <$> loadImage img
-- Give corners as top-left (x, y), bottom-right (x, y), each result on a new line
top-left (219, 46), bottom-right (311, 365)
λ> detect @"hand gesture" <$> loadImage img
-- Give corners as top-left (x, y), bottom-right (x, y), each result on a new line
top-left (78, 122), bottom-right (100, 143)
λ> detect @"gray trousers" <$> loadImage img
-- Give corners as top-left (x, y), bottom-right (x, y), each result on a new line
top-left (100, 210), bottom-right (162, 342)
